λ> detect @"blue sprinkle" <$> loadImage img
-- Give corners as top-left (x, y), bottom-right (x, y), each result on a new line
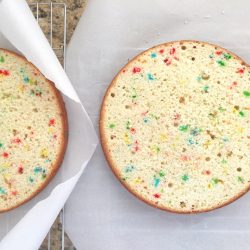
top-left (151, 52), bottom-right (157, 58)
top-left (34, 166), bottom-right (43, 174)
top-left (143, 117), bottom-right (150, 123)
top-left (187, 137), bottom-right (198, 145)
top-left (154, 178), bottom-right (160, 187)
top-left (23, 76), bottom-right (30, 83)
top-left (0, 187), bottom-right (6, 195)
top-left (147, 73), bottom-right (155, 81)
top-left (124, 165), bottom-right (135, 173)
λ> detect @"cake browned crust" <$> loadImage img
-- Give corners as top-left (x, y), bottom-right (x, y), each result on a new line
top-left (100, 40), bottom-right (250, 213)
top-left (0, 49), bottom-right (68, 212)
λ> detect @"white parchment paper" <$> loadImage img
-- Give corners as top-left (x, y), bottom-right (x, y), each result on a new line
top-left (65, 0), bottom-right (250, 249)
top-left (0, 0), bottom-right (97, 249)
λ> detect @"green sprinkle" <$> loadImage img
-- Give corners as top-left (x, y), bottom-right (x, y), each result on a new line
top-left (109, 123), bottom-right (116, 129)
top-left (147, 73), bottom-right (155, 81)
top-left (243, 91), bottom-right (250, 97)
top-left (209, 54), bottom-right (214, 58)
top-left (203, 85), bottom-right (209, 92)
top-left (212, 178), bottom-right (219, 185)
top-left (0, 143), bottom-right (3, 148)
top-left (218, 107), bottom-right (226, 112)
top-left (223, 53), bottom-right (232, 60)
top-left (0, 56), bottom-right (4, 63)
top-left (239, 111), bottom-right (245, 117)
top-left (179, 125), bottom-right (189, 132)
top-left (217, 60), bottom-right (226, 66)
top-left (221, 159), bottom-right (227, 164)
top-left (42, 173), bottom-right (47, 179)
top-left (238, 176), bottom-right (244, 183)
top-left (29, 176), bottom-right (34, 183)
top-left (0, 187), bottom-right (6, 195)
top-left (159, 171), bottom-right (165, 177)
top-left (181, 174), bottom-right (189, 182)
top-left (126, 121), bottom-right (131, 129)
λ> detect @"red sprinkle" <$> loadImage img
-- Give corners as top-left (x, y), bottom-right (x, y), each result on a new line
top-left (2, 152), bottom-right (9, 158)
top-left (164, 58), bottom-right (171, 66)
top-left (153, 193), bottom-right (161, 198)
top-left (159, 49), bottom-right (164, 54)
top-left (236, 67), bottom-right (245, 74)
top-left (141, 110), bottom-right (149, 116)
top-left (215, 51), bottom-right (223, 55)
top-left (12, 138), bottom-right (21, 144)
top-left (132, 67), bottom-right (141, 74)
top-left (18, 166), bottom-right (24, 174)
top-left (181, 155), bottom-right (189, 161)
top-left (49, 118), bottom-right (55, 126)
top-left (130, 128), bottom-right (136, 134)
top-left (203, 170), bottom-right (211, 175)
top-left (173, 113), bottom-right (181, 120)
top-left (11, 191), bottom-right (18, 196)
top-left (170, 47), bottom-right (176, 55)
top-left (229, 81), bottom-right (238, 89)
top-left (0, 69), bottom-right (10, 76)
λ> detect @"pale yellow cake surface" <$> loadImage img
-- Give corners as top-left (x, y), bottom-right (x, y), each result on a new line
top-left (100, 41), bottom-right (250, 213)
top-left (0, 49), bottom-right (67, 212)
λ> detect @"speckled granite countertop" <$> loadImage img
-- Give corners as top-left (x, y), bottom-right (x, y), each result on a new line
top-left (26, 1), bottom-right (86, 249)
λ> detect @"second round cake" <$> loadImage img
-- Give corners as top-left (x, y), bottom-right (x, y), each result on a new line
top-left (100, 40), bottom-right (250, 213)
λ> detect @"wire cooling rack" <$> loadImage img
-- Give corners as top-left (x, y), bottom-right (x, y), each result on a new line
top-left (28, 2), bottom-right (68, 250)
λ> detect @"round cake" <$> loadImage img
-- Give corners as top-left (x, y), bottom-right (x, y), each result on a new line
top-left (100, 40), bottom-right (250, 213)
top-left (0, 49), bottom-right (67, 212)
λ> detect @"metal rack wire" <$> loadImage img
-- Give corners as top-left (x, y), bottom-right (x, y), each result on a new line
top-left (28, 2), bottom-right (67, 249)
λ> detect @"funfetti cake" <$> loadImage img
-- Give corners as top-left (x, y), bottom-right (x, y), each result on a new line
top-left (0, 49), bottom-right (67, 212)
top-left (100, 40), bottom-right (250, 213)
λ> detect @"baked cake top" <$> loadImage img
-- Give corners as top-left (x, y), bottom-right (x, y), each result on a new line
top-left (0, 49), bottom-right (67, 212)
top-left (100, 40), bottom-right (250, 213)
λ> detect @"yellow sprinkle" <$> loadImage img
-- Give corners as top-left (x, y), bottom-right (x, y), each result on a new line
top-left (160, 133), bottom-right (167, 142)
top-left (48, 127), bottom-right (54, 134)
top-left (24, 145), bottom-right (30, 151)
top-left (2, 162), bottom-right (11, 168)
top-left (40, 148), bottom-right (48, 158)
top-left (208, 183), bottom-right (212, 189)
top-left (134, 177), bottom-right (143, 184)
top-left (236, 127), bottom-right (244, 133)
top-left (179, 79), bottom-right (186, 85)
top-left (203, 140), bottom-right (211, 149)
top-left (18, 84), bottom-right (25, 92)
top-left (123, 133), bottom-right (131, 145)
top-left (232, 108), bottom-right (237, 114)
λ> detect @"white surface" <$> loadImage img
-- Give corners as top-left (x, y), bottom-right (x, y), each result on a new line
top-left (65, 0), bottom-right (250, 249)
top-left (0, 0), bottom-right (97, 249)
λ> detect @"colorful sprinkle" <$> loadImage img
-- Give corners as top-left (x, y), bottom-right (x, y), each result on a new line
top-left (132, 67), bottom-right (141, 74)
top-left (238, 176), bottom-right (244, 183)
top-left (181, 174), bottom-right (189, 182)
top-left (0, 56), bottom-right (4, 63)
top-left (124, 165), bottom-right (135, 173)
top-left (236, 67), bottom-right (245, 74)
top-left (153, 193), bottom-right (161, 198)
top-left (0, 69), bottom-right (10, 76)
top-left (243, 91), bottom-right (250, 97)
top-left (223, 53), bottom-right (232, 60)
top-left (179, 125), bottom-right (189, 132)
top-left (239, 111), bottom-right (245, 117)
top-left (147, 73), bottom-right (155, 80)
top-left (0, 187), bottom-right (7, 195)
top-left (151, 52), bottom-right (157, 58)
top-left (154, 177), bottom-right (160, 187)
top-left (109, 123), bottom-right (116, 129)
top-left (217, 60), bottom-right (226, 66)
